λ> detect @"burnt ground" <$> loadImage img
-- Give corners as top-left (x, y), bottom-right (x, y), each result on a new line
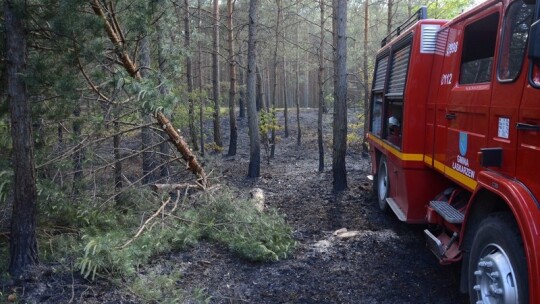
top-left (11, 108), bottom-right (468, 303)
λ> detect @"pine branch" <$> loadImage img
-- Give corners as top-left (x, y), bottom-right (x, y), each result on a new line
top-left (89, 0), bottom-right (208, 189)
top-left (77, 56), bottom-right (112, 103)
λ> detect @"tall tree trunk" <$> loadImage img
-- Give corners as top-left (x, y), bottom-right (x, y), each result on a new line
top-left (332, 0), bottom-right (348, 191)
top-left (212, 0), bottom-right (223, 147)
top-left (362, 0), bottom-right (370, 157)
top-left (198, 0), bottom-right (205, 156)
top-left (387, 0), bottom-right (393, 35)
top-left (157, 11), bottom-right (170, 177)
top-left (270, 0), bottom-right (282, 158)
top-left (304, 69), bottom-right (309, 107)
top-left (265, 66), bottom-right (271, 111)
top-left (295, 5), bottom-right (301, 146)
top-left (140, 35), bottom-right (158, 184)
top-left (247, 0), bottom-right (261, 177)
top-left (256, 64), bottom-right (263, 112)
top-left (72, 102), bottom-right (84, 195)
top-left (185, 0), bottom-right (199, 151)
top-left (227, 0), bottom-right (238, 156)
top-left (6, 0), bottom-right (39, 276)
top-left (238, 48), bottom-right (246, 119)
top-left (282, 53), bottom-right (289, 138)
top-left (113, 112), bottom-right (123, 191)
top-left (318, 0), bottom-right (325, 172)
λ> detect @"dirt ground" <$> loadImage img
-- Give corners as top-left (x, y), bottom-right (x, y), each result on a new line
top-left (13, 108), bottom-right (468, 303)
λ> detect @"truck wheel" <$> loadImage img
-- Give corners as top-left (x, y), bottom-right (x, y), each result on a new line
top-left (377, 156), bottom-right (389, 211)
top-left (468, 213), bottom-right (528, 304)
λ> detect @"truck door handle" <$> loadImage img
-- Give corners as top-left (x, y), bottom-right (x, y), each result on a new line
top-left (516, 122), bottom-right (540, 131)
top-left (446, 113), bottom-right (457, 120)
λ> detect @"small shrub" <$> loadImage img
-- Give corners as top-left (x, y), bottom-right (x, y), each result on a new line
top-left (259, 110), bottom-right (282, 164)
top-left (348, 114), bottom-right (365, 150)
top-left (195, 191), bottom-right (296, 262)
top-left (205, 142), bottom-right (224, 153)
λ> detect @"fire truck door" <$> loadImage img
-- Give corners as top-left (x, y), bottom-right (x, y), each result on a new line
top-left (517, 0), bottom-right (540, 204)
top-left (488, 0), bottom-right (535, 177)
top-left (446, 10), bottom-right (501, 189)
top-left (517, 77), bottom-right (540, 203)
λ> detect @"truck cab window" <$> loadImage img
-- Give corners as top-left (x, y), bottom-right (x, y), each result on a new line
top-left (532, 66), bottom-right (540, 87)
top-left (460, 13), bottom-right (500, 84)
top-left (498, 0), bottom-right (534, 82)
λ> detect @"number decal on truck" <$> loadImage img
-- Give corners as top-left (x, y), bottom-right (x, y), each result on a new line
top-left (441, 73), bottom-right (453, 85)
top-left (446, 42), bottom-right (459, 56)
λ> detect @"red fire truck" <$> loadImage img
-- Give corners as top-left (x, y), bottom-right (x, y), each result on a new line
top-left (367, 1), bottom-right (540, 302)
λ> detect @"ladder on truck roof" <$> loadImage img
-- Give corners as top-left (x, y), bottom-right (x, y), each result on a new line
top-left (381, 6), bottom-right (428, 47)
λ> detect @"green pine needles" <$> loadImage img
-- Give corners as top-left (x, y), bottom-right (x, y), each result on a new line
top-left (196, 191), bottom-right (296, 262)
top-left (32, 186), bottom-right (295, 282)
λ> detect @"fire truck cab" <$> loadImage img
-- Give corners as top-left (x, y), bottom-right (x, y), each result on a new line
top-left (367, 1), bottom-right (540, 302)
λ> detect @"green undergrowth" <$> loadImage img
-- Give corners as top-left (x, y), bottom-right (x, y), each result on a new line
top-left (35, 185), bottom-right (295, 285)
top-left (347, 114), bottom-right (365, 150)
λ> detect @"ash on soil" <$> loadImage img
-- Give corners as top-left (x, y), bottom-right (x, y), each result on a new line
top-left (13, 109), bottom-right (468, 303)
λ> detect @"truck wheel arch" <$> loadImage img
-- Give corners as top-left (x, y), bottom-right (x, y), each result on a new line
top-left (459, 174), bottom-right (540, 298)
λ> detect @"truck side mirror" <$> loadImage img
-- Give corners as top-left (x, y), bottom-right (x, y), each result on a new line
top-left (529, 20), bottom-right (540, 64)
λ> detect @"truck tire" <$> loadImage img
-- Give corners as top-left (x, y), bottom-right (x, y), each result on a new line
top-left (468, 213), bottom-right (529, 304)
top-left (376, 156), bottom-right (389, 211)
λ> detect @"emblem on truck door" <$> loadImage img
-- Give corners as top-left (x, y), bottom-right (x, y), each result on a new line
top-left (454, 132), bottom-right (475, 179)
top-left (453, 132), bottom-right (475, 179)
top-left (459, 132), bottom-right (468, 156)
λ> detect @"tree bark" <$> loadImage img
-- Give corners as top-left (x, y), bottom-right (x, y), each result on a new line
top-left (247, 0), bottom-right (261, 177)
top-left (139, 35), bottom-right (158, 184)
top-left (332, 0), bottom-right (348, 191)
top-left (318, 0), bottom-right (325, 172)
top-left (156, 112), bottom-right (207, 186)
top-left (265, 66), bottom-right (271, 111)
top-left (113, 113), bottom-right (123, 191)
top-left (185, 0), bottom-right (199, 152)
top-left (72, 101), bottom-right (84, 195)
top-left (295, 5), bottom-right (301, 147)
top-left (282, 54), bottom-right (289, 138)
top-left (197, 0), bottom-right (205, 156)
top-left (256, 64), bottom-right (263, 112)
top-left (238, 48), bottom-right (246, 119)
top-left (270, 0), bottom-right (282, 158)
top-left (6, 0), bottom-right (39, 276)
top-left (157, 10), bottom-right (170, 177)
top-left (212, 0), bottom-right (223, 147)
top-left (227, 0), bottom-right (238, 156)
top-left (387, 0), bottom-right (393, 35)
top-left (362, 0), bottom-right (370, 157)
